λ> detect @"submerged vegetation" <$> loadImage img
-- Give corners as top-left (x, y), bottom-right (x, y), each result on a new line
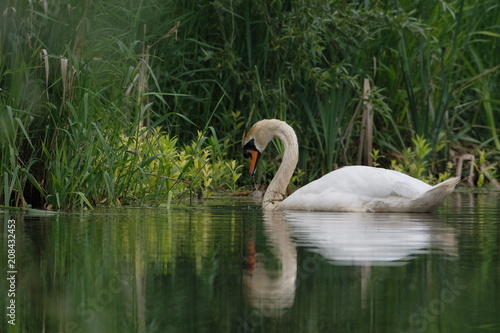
top-left (1, 0), bottom-right (498, 209)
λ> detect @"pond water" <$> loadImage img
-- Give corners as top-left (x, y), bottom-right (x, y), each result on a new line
top-left (1, 192), bottom-right (499, 333)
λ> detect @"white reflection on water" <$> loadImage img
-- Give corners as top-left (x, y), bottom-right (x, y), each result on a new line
top-left (242, 210), bottom-right (459, 321)
top-left (243, 211), bottom-right (297, 318)
top-left (284, 211), bottom-right (458, 266)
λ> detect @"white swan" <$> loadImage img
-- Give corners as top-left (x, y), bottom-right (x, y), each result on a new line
top-left (242, 119), bottom-right (460, 212)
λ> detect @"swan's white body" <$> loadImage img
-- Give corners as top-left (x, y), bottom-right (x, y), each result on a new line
top-left (280, 166), bottom-right (459, 212)
top-left (243, 119), bottom-right (459, 212)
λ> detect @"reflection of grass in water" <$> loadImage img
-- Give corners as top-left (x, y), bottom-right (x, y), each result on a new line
top-left (18, 206), bottom-right (245, 332)
top-left (9, 195), bottom-right (500, 332)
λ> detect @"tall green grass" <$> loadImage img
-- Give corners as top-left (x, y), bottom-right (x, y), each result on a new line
top-left (1, 0), bottom-right (499, 209)
top-left (0, 0), bottom-right (242, 209)
top-left (154, 0), bottom-right (498, 181)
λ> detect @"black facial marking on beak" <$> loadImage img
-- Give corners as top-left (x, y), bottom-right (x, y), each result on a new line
top-left (242, 139), bottom-right (261, 175)
top-left (242, 138), bottom-right (257, 156)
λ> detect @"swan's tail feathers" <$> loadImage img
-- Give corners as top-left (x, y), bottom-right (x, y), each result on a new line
top-left (414, 177), bottom-right (460, 212)
top-left (429, 177), bottom-right (461, 194)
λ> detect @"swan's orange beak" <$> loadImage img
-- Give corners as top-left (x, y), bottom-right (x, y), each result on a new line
top-left (245, 150), bottom-right (260, 175)
top-left (243, 138), bottom-right (261, 175)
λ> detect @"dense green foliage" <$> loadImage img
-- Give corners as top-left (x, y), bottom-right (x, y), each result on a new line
top-left (1, 0), bottom-right (498, 209)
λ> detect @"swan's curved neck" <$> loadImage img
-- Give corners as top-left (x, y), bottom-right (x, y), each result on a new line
top-left (263, 123), bottom-right (298, 210)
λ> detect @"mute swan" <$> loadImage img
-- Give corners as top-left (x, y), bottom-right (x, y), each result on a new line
top-left (242, 119), bottom-right (460, 212)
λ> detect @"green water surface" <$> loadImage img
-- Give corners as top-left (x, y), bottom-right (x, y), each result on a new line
top-left (1, 192), bottom-right (499, 333)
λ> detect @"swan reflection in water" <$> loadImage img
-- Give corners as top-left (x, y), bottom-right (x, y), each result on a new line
top-left (243, 211), bottom-right (457, 317)
top-left (243, 211), bottom-right (297, 317)
top-left (285, 211), bottom-right (458, 266)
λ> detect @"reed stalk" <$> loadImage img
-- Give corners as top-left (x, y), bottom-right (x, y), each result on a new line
top-left (1, 0), bottom-right (498, 209)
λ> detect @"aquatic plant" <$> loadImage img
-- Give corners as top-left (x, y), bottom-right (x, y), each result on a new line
top-left (389, 135), bottom-right (453, 185)
top-left (0, 0), bottom-right (242, 209)
top-left (1, 0), bottom-right (499, 209)
top-left (113, 128), bottom-right (242, 206)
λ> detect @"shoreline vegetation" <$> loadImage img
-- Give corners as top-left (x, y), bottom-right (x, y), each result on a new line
top-left (1, 0), bottom-right (498, 210)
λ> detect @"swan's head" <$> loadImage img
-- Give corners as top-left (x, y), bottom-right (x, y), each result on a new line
top-left (242, 119), bottom-right (282, 175)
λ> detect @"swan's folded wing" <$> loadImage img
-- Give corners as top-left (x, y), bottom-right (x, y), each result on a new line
top-left (287, 166), bottom-right (433, 200)
top-left (280, 166), bottom-right (456, 212)
top-left (391, 181), bottom-right (423, 198)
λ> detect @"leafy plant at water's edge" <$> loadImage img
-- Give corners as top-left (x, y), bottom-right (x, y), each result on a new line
top-left (1, 0), bottom-right (499, 209)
